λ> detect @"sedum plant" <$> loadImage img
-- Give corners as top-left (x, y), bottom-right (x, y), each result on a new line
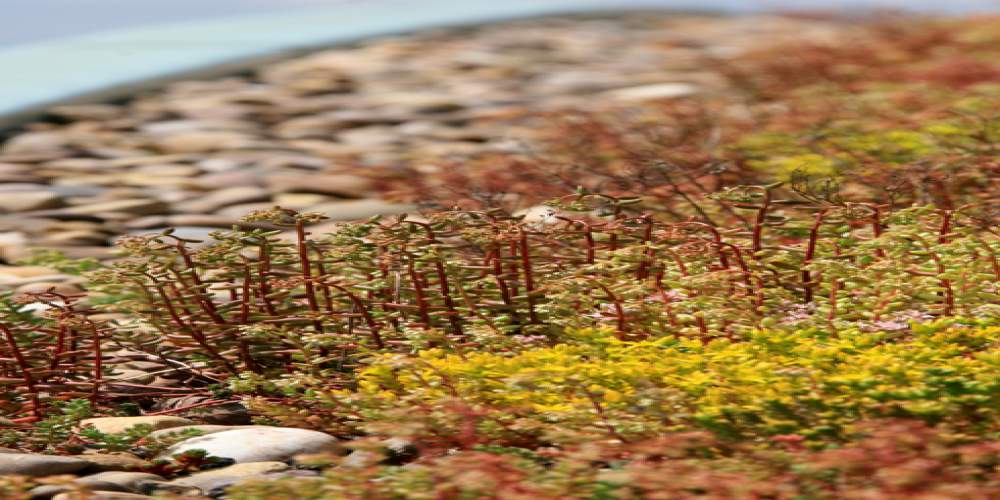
top-left (74, 194), bottom-right (997, 386)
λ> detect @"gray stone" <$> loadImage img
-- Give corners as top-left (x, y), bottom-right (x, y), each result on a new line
top-left (40, 199), bottom-right (168, 217)
top-left (30, 481), bottom-right (130, 500)
top-left (78, 453), bottom-right (151, 473)
top-left (77, 471), bottom-right (166, 492)
top-left (0, 453), bottom-right (90, 476)
top-left (161, 427), bottom-right (343, 463)
top-left (169, 461), bottom-right (289, 493)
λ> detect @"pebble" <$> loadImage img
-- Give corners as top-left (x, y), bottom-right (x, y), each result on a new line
top-left (37, 229), bottom-right (110, 246)
top-left (30, 481), bottom-right (131, 500)
top-left (265, 174), bottom-right (374, 198)
top-left (53, 493), bottom-right (153, 500)
top-left (152, 130), bottom-right (254, 154)
top-left (1, 131), bottom-right (70, 154)
top-left (44, 199), bottom-right (168, 217)
top-left (161, 427), bottom-right (343, 463)
top-left (79, 416), bottom-right (195, 435)
top-left (0, 191), bottom-right (64, 212)
top-left (79, 453), bottom-right (152, 472)
top-left (76, 471), bottom-right (167, 492)
top-left (178, 186), bottom-right (271, 214)
top-left (272, 193), bottom-right (331, 209)
top-left (169, 461), bottom-right (289, 493)
top-left (0, 453), bottom-right (91, 476)
top-left (604, 82), bottom-right (702, 101)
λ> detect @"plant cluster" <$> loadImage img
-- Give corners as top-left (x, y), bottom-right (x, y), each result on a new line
top-left (0, 291), bottom-right (106, 420)
top-left (7, 192), bottom-right (984, 405)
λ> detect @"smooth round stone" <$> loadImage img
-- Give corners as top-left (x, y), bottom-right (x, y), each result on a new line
top-left (49, 198), bottom-right (169, 216)
top-left (1, 131), bottom-right (70, 154)
top-left (272, 193), bottom-right (330, 209)
top-left (80, 416), bottom-right (195, 435)
top-left (0, 182), bottom-right (53, 193)
top-left (0, 231), bottom-right (28, 249)
top-left (78, 453), bottom-right (151, 473)
top-left (132, 164), bottom-right (201, 177)
top-left (0, 191), bottom-right (63, 212)
top-left (169, 461), bottom-right (289, 492)
top-left (37, 229), bottom-right (110, 246)
top-left (603, 82), bottom-right (701, 101)
top-left (77, 471), bottom-right (166, 492)
top-left (53, 493), bottom-right (154, 500)
top-left (265, 174), bottom-right (373, 198)
top-left (177, 186), bottom-right (270, 214)
top-left (193, 170), bottom-right (262, 189)
top-left (161, 427), bottom-right (343, 463)
top-left (31, 481), bottom-right (130, 499)
top-left (0, 265), bottom-right (60, 279)
top-left (152, 131), bottom-right (254, 154)
top-left (0, 453), bottom-right (90, 476)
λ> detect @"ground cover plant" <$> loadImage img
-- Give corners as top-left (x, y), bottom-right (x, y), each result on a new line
top-left (0, 13), bottom-right (997, 500)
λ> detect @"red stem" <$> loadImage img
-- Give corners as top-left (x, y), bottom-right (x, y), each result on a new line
top-left (295, 220), bottom-right (325, 335)
top-left (803, 209), bottom-right (827, 303)
top-left (0, 323), bottom-right (41, 418)
top-left (518, 229), bottom-right (540, 324)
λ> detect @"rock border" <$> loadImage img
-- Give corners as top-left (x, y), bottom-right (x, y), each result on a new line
top-left (0, 0), bottom-right (722, 132)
